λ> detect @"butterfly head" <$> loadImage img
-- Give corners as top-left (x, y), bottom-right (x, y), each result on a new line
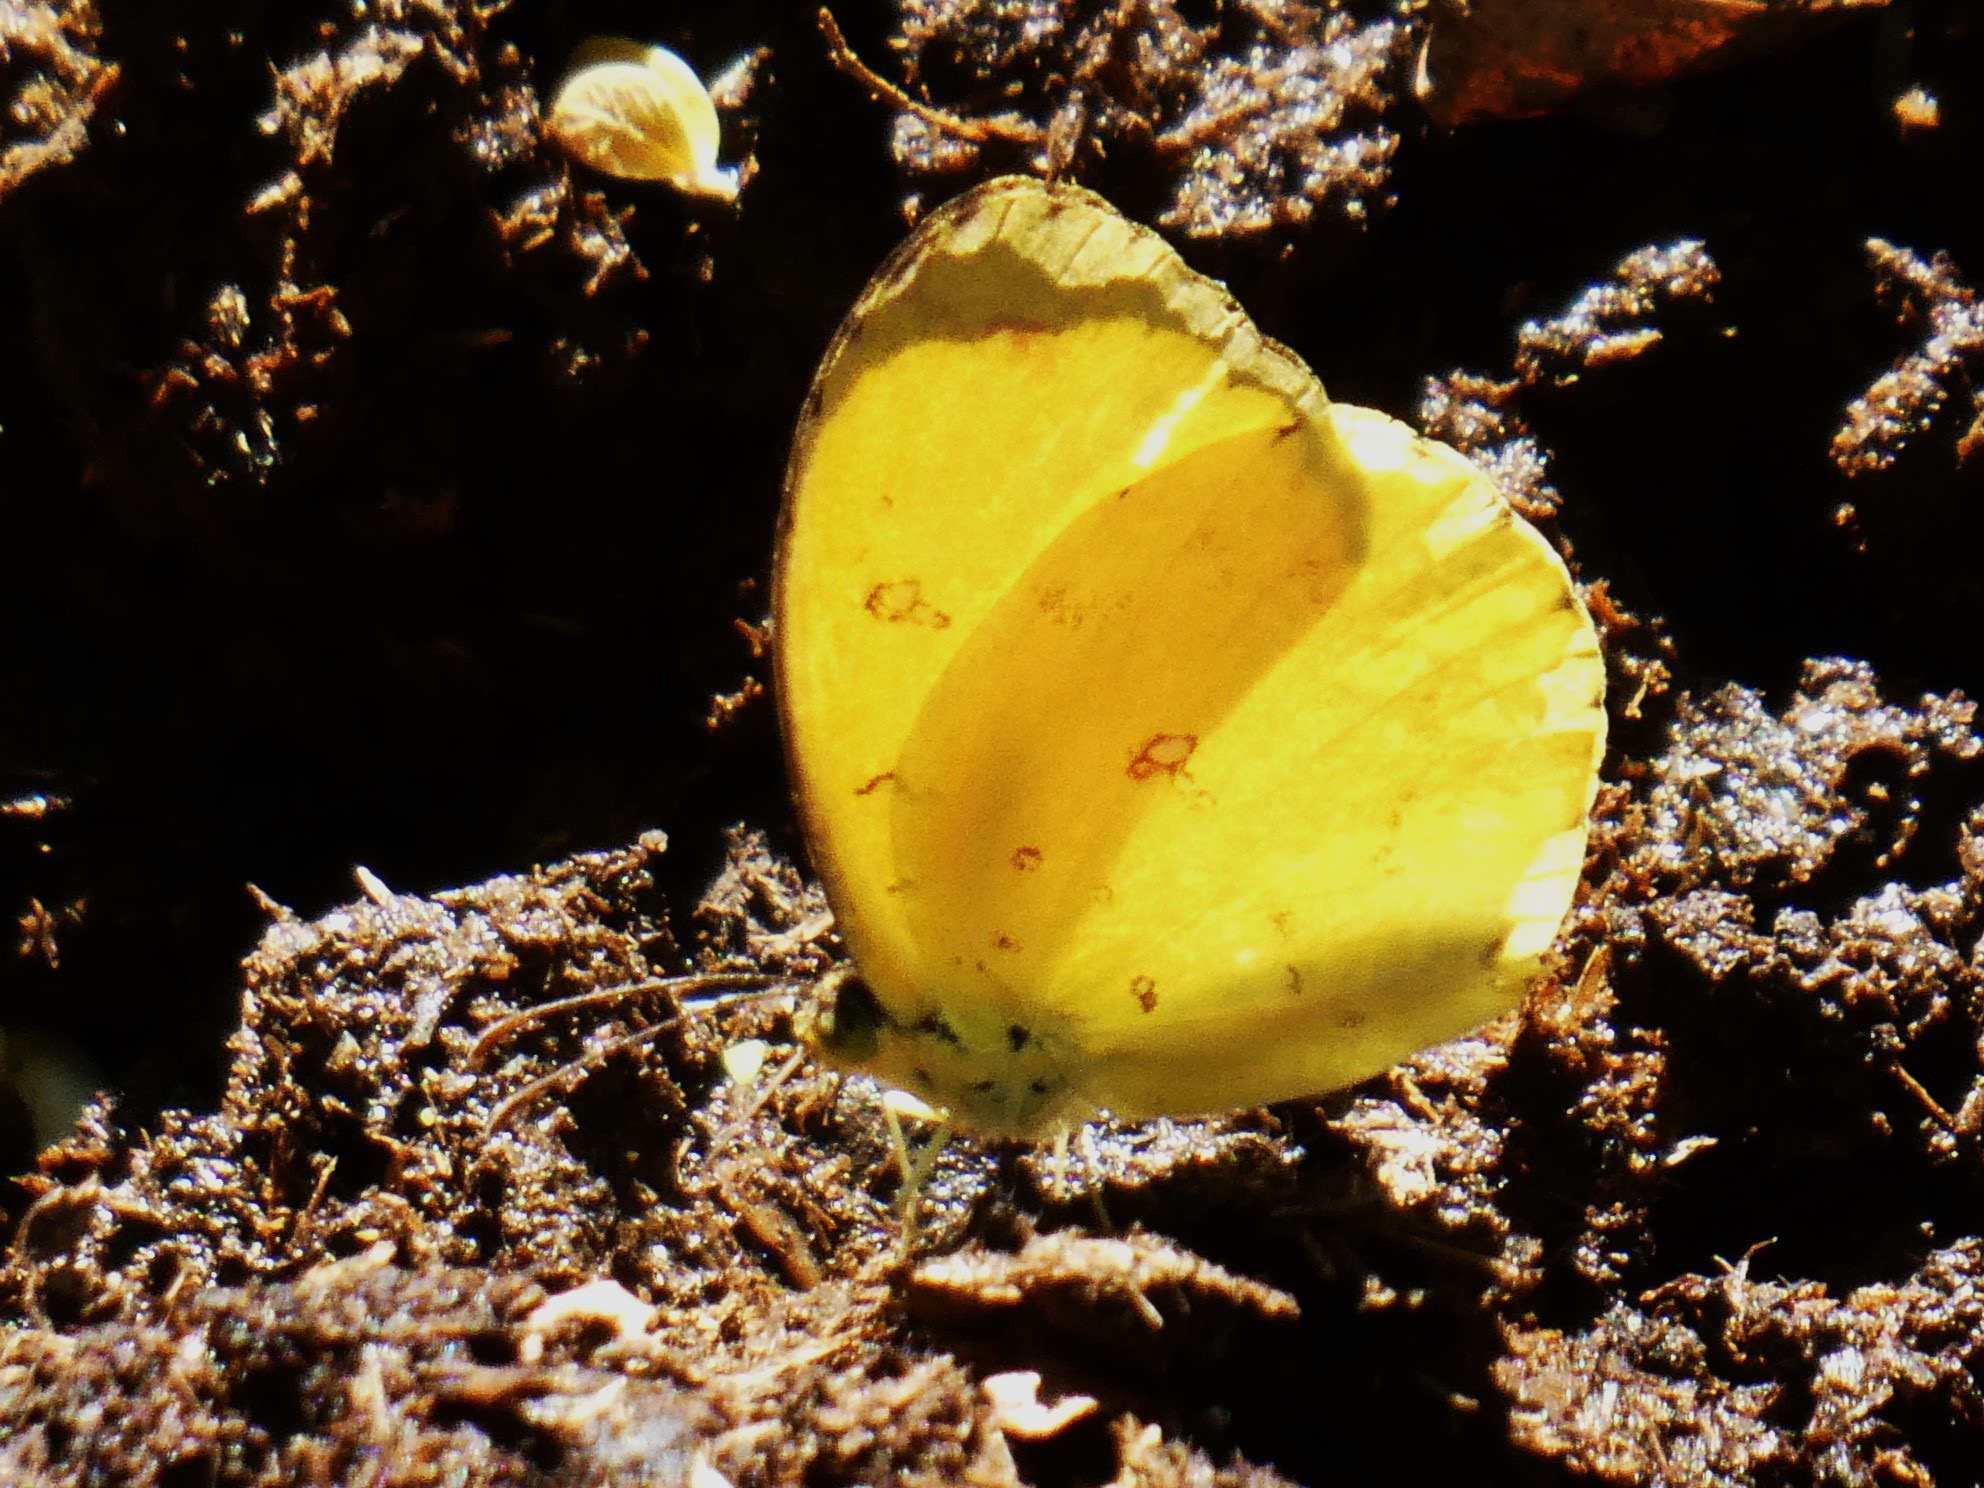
top-left (804, 963), bottom-right (1092, 1139)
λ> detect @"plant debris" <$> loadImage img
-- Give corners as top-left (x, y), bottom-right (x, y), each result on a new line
top-left (907, 1228), bottom-right (1303, 1330)
top-left (0, 0), bottom-right (116, 202)
top-left (1415, 0), bottom-right (1889, 127)
top-left (1832, 239), bottom-right (1984, 476)
top-left (1498, 1241), bottom-right (1984, 1486)
top-left (825, 0), bottom-right (1406, 237)
top-left (1420, 237), bottom-right (1723, 519)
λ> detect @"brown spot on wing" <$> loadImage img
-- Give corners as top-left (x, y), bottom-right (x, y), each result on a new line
top-left (1127, 733), bottom-right (1198, 781)
top-left (1034, 585), bottom-right (1090, 628)
top-left (1131, 975), bottom-right (1158, 1013)
top-left (985, 317), bottom-right (1055, 348)
top-left (864, 580), bottom-right (951, 628)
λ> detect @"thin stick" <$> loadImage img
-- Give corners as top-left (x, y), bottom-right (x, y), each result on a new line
top-left (816, 7), bottom-right (1037, 146)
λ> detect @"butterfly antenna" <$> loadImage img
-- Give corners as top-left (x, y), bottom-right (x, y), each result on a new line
top-left (475, 972), bottom-right (784, 1135)
top-left (468, 972), bottom-right (779, 1069)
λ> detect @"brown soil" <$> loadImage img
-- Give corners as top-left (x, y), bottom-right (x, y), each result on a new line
top-left (4, 2), bottom-right (1983, 1484)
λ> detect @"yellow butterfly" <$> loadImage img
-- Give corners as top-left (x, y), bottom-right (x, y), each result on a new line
top-left (776, 176), bottom-right (1606, 1140)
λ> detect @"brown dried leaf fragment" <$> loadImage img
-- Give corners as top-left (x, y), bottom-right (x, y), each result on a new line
top-left (0, 1), bottom-right (118, 203)
top-left (839, 0), bottom-right (1406, 239)
top-left (1011, 1110), bottom-right (1301, 1206)
top-left (1832, 239), bottom-right (1984, 475)
top-left (909, 1229), bottom-right (1300, 1332)
top-left (1417, 0), bottom-right (1889, 128)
